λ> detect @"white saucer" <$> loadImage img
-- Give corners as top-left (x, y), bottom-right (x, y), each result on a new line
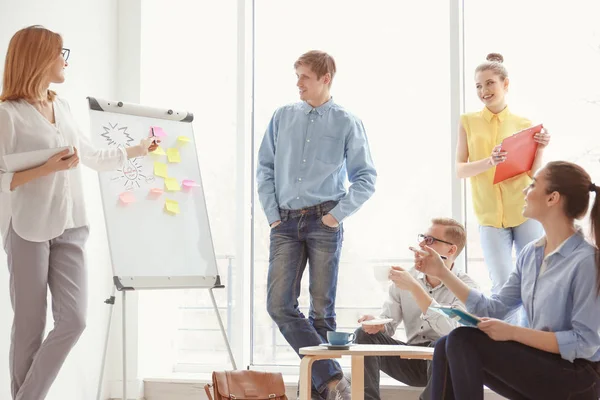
top-left (319, 343), bottom-right (356, 350)
top-left (361, 318), bottom-right (393, 326)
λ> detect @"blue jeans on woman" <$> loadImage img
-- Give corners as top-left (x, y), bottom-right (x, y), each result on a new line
top-left (266, 201), bottom-right (344, 396)
top-left (479, 218), bottom-right (543, 325)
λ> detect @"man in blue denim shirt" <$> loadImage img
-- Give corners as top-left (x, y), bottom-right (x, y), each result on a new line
top-left (257, 50), bottom-right (377, 400)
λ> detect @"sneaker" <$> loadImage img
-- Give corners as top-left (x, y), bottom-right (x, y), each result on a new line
top-left (343, 372), bottom-right (351, 384)
top-left (326, 375), bottom-right (351, 400)
top-left (296, 381), bottom-right (326, 400)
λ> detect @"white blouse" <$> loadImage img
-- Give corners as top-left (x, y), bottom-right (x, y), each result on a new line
top-left (0, 97), bottom-right (126, 243)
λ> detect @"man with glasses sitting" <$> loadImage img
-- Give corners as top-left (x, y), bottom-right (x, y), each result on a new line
top-left (354, 218), bottom-right (478, 400)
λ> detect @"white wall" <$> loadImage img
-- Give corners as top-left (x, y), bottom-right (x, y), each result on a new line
top-left (0, 0), bottom-right (118, 398)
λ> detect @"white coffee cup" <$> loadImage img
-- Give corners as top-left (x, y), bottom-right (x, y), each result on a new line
top-left (373, 265), bottom-right (391, 282)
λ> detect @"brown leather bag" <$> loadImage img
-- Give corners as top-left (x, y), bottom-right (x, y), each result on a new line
top-left (204, 370), bottom-right (287, 400)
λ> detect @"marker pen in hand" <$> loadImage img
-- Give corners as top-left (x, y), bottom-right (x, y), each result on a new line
top-left (409, 246), bottom-right (448, 260)
top-left (150, 127), bottom-right (158, 145)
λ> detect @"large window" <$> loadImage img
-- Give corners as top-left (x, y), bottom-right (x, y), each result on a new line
top-left (133, 0), bottom-right (600, 376)
top-left (463, 0), bottom-right (600, 291)
top-left (137, 0), bottom-right (239, 374)
top-left (252, 1), bottom-right (454, 367)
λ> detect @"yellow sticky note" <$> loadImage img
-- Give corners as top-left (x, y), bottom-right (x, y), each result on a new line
top-left (154, 162), bottom-right (168, 178)
top-left (167, 148), bottom-right (181, 163)
top-left (150, 146), bottom-right (166, 156)
top-left (177, 136), bottom-right (191, 145)
top-left (164, 199), bottom-right (180, 215)
top-left (165, 177), bottom-right (181, 192)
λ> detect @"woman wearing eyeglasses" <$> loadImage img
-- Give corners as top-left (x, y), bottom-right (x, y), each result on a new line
top-left (456, 53), bottom-right (550, 324)
top-left (0, 26), bottom-right (157, 400)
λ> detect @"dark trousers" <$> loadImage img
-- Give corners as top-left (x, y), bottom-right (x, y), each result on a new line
top-left (432, 327), bottom-right (600, 399)
top-left (355, 328), bottom-right (433, 400)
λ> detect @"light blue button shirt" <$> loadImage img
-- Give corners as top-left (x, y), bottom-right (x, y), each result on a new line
top-left (257, 98), bottom-right (377, 225)
top-left (466, 230), bottom-right (600, 362)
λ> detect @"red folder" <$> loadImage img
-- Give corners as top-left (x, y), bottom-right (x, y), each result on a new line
top-left (493, 124), bottom-right (543, 184)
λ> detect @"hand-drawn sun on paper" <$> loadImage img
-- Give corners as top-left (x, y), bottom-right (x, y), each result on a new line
top-left (101, 122), bottom-right (155, 190)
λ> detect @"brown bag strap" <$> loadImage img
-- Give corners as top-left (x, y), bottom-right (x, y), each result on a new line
top-left (204, 383), bottom-right (214, 400)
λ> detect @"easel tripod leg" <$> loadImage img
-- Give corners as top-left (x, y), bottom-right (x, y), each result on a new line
top-left (209, 288), bottom-right (237, 370)
top-left (122, 290), bottom-right (127, 400)
top-left (96, 287), bottom-right (116, 400)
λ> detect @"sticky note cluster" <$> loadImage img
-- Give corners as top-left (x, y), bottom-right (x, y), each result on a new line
top-left (117, 127), bottom-right (198, 216)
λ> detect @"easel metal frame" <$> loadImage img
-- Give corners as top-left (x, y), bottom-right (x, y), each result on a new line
top-left (96, 275), bottom-right (236, 400)
top-left (88, 97), bottom-right (237, 400)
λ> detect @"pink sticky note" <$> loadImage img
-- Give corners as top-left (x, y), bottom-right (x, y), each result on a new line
top-left (182, 179), bottom-right (198, 189)
top-left (149, 188), bottom-right (163, 197)
top-left (150, 126), bottom-right (167, 137)
top-left (119, 192), bottom-right (136, 205)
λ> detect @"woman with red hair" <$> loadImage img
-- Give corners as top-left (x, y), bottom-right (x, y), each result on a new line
top-left (0, 25), bottom-right (157, 399)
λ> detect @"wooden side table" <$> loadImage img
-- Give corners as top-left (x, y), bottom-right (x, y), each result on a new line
top-left (298, 344), bottom-right (434, 400)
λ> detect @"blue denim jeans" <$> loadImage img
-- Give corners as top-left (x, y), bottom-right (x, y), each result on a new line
top-left (479, 218), bottom-right (544, 325)
top-left (266, 201), bottom-right (344, 394)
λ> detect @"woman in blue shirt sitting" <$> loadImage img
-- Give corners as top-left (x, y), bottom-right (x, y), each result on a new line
top-left (412, 160), bottom-right (600, 399)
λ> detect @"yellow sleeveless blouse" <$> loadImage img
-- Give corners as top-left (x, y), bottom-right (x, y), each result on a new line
top-left (462, 107), bottom-right (533, 228)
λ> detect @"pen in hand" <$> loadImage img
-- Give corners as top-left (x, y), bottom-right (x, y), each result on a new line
top-left (409, 246), bottom-right (448, 260)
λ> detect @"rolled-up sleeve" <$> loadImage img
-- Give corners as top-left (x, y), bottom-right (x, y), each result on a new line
top-left (421, 298), bottom-right (462, 336)
top-left (554, 254), bottom-right (600, 362)
top-left (381, 284), bottom-right (403, 337)
top-left (0, 108), bottom-right (15, 193)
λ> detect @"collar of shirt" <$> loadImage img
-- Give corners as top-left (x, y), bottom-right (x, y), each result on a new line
top-left (416, 264), bottom-right (458, 290)
top-left (534, 228), bottom-right (584, 261)
top-left (301, 97), bottom-right (335, 116)
top-left (482, 105), bottom-right (510, 123)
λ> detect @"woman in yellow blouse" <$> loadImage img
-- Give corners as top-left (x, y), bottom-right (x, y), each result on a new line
top-left (456, 53), bottom-right (550, 324)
